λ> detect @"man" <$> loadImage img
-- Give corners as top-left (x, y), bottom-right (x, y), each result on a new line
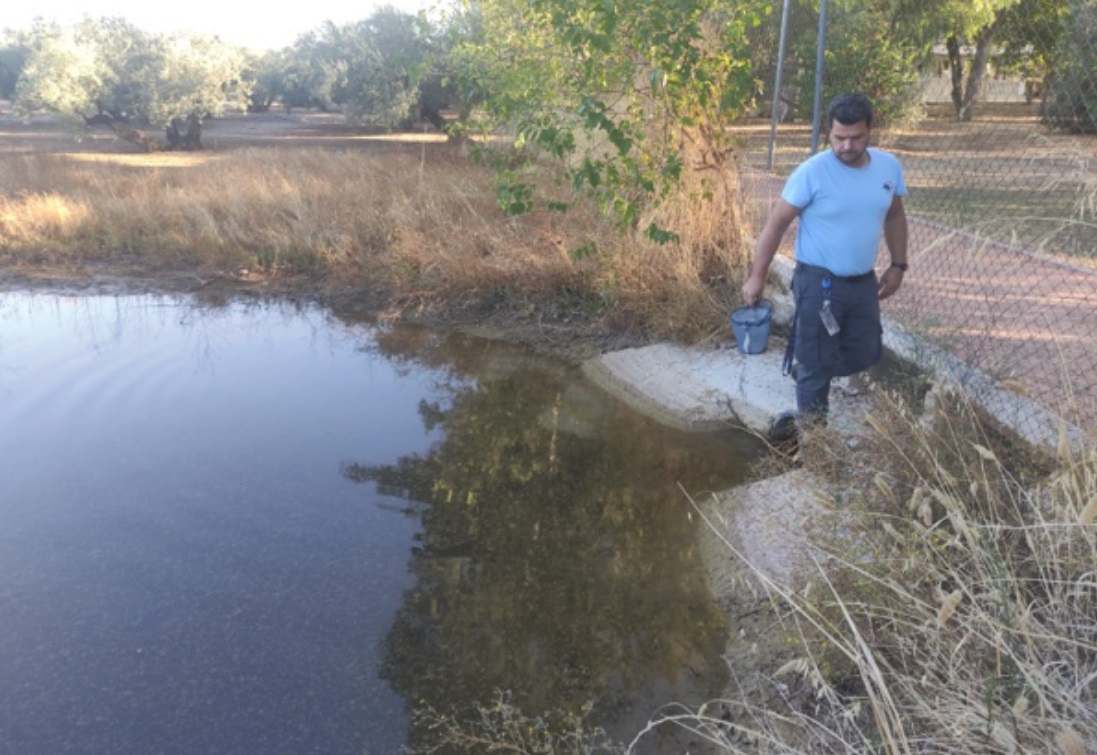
top-left (742, 92), bottom-right (909, 427)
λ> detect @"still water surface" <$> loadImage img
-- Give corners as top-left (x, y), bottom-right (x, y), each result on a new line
top-left (0, 290), bottom-right (763, 753)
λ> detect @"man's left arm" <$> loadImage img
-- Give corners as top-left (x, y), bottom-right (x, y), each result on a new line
top-left (878, 195), bottom-right (908, 301)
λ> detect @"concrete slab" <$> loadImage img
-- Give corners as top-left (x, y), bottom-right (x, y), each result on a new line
top-left (697, 469), bottom-right (837, 592)
top-left (581, 342), bottom-right (796, 435)
top-left (582, 338), bottom-right (873, 439)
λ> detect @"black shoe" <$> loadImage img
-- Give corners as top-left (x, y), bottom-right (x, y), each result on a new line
top-left (768, 410), bottom-right (798, 443)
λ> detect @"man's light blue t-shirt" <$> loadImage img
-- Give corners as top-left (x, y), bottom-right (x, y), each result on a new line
top-left (782, 147), bottom-right (907, 276)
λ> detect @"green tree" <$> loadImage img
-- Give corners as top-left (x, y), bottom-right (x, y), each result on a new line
top-left (13, 18), bottom-right (247, 149)
top-left (890, 0), bottom-right (1025, 120)
top-left (13, 24), bottom-right (102, 120)
top-left (993, 0), bottom-right (1067, 101)
top-left (0, 32), bottom-right (31, 100)
top-left (789, 0), bottom-right (925, 128)
top-left (450, 0), bottom-right (768, 241)
top-left (419, 4), bottom-right (485, 134)
top-left (273, 9), bottom-right (452, 130)
top-left (815, 0), bottom-right (1059, 122)
top-left (1042, 0), bottom-right (1097, 132)
top-left (241, 49), bottom-right (284, 112)
top-left (340, 8), bottom-right (433, 128)
top-left (278, 29), bottom-right (347, 112)
top-left (156, 34), bottom-right (249, 140)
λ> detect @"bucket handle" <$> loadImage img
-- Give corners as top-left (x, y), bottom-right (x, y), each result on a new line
top-left (732, 299), bottom-right (772, 325)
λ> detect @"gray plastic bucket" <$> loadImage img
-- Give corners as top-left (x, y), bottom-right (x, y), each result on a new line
top-left (730, 300), bottom-right (772, 355)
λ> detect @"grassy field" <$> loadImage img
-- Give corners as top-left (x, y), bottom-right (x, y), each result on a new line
top-left (0, 107), bottom-right (753, 356)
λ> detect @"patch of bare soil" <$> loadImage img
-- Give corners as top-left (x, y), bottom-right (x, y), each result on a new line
top-left (0, 103), bottom-right (452, 154)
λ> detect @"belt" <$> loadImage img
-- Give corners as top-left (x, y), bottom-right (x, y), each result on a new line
top-left (796, 262), bottom-right (875, 283)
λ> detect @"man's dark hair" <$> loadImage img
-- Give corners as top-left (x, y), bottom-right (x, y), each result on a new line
top-left (827, 93), bottom-right (873, 129)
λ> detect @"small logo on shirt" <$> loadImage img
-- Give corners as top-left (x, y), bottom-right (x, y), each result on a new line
top-left (883, 181), bottom-right (894, 192)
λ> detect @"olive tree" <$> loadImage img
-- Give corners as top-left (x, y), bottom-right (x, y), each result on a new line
top-left (278, 24), bottom-right (350, 111)
top-left (275, 9), bottom-right (442, 129)
top-left (0, 32), bottom-right (31, 100)
top-left (13, 26), bottom-right (102, 119)
top-left (155, 33), bottom-right (249, 143)
top-left (13, 18), bottom-right (248, 149)
top-left (341, 9), bottom-right (435, 129)
top-left (242, 49), bottom-right (285, 112)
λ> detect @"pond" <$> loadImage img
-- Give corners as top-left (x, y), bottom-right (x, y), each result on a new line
top-left (0, 289), bottom-right (766, 754)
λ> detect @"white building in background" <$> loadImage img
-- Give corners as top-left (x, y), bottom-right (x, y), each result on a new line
top-left (920, 42), bottom-right (1034, 104)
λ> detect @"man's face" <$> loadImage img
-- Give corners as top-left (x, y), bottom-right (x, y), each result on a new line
top-left (829, 119), bottom-right (871, 167)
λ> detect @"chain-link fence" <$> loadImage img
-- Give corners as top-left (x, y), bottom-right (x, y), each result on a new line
top-left (734, 0), bottom-right (1097, 450)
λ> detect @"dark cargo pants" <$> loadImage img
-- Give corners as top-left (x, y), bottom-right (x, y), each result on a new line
top-left (792, 263), bottom-right (883, 417)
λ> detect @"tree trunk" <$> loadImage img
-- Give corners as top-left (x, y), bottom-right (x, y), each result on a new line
top-left (947, 36), bottom-right (964, 116)
top-left (81, 114), bottom-right (158, 152)
top-left (956, 9), bottom-right (1004, 122)
top-left (166, 115), bottom-right (202, 151)
top-left (958, 17), bottom-right (1002, 122)
top-left (418, 102), bottom-right (447, 133)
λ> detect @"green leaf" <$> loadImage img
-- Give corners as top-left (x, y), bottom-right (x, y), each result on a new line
top-left (497, 181), bottom-right (534, 215)
top-left (571, 242), bottom-right (598, 260)
top-left (644, 222), bottom-right (680, 245)
top-left (608, 128), bottom-right (632, 156)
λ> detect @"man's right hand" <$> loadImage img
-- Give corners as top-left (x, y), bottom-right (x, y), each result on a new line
top-left (741, 275), bottom-right (765, 307)
top-left (743, 199), bottom-right (800, 309)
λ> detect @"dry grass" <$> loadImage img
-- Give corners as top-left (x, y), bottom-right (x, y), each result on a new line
top-left (651, 390), bottom-right (1097, 754)
top-left (0, 143), bottom-right (752, 344)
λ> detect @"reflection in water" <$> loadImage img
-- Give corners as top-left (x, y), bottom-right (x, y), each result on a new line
top-left (345, 327), bottom-right (765, 750)
top-left (0, 290), bottom-right (764, 754)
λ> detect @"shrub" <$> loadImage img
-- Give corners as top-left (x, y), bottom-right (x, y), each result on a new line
top-left (1042, 0), bottom-right (1097, 133)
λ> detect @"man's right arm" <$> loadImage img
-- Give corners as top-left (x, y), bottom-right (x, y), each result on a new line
top-left (742, 198), bottom-right (801, 306)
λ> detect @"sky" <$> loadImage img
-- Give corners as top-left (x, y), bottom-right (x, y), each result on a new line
top-left (2, 0), bottom-right (439, 50)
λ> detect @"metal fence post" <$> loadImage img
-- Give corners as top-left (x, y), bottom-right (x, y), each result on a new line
top-left (809, 0), bottom-right (829, 154)
top-left (766, 0), bottom-right (793, 170)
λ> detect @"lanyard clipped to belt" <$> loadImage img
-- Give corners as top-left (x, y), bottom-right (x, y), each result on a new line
top-left (782, 324), bottom-right (795, 377)
top-left (782, 279), bottom-right (798, 376)
top-left (820, 277), bottom-right (840, 336)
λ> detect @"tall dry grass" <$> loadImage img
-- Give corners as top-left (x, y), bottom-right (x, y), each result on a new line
top-left (0, 144), bottom-right (753, 343)
top-left (654, 389), bottom-right (1097, 754)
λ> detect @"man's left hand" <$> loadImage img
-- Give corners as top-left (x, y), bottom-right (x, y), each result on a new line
top-left (878, 267), bottom-right (904, 300)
